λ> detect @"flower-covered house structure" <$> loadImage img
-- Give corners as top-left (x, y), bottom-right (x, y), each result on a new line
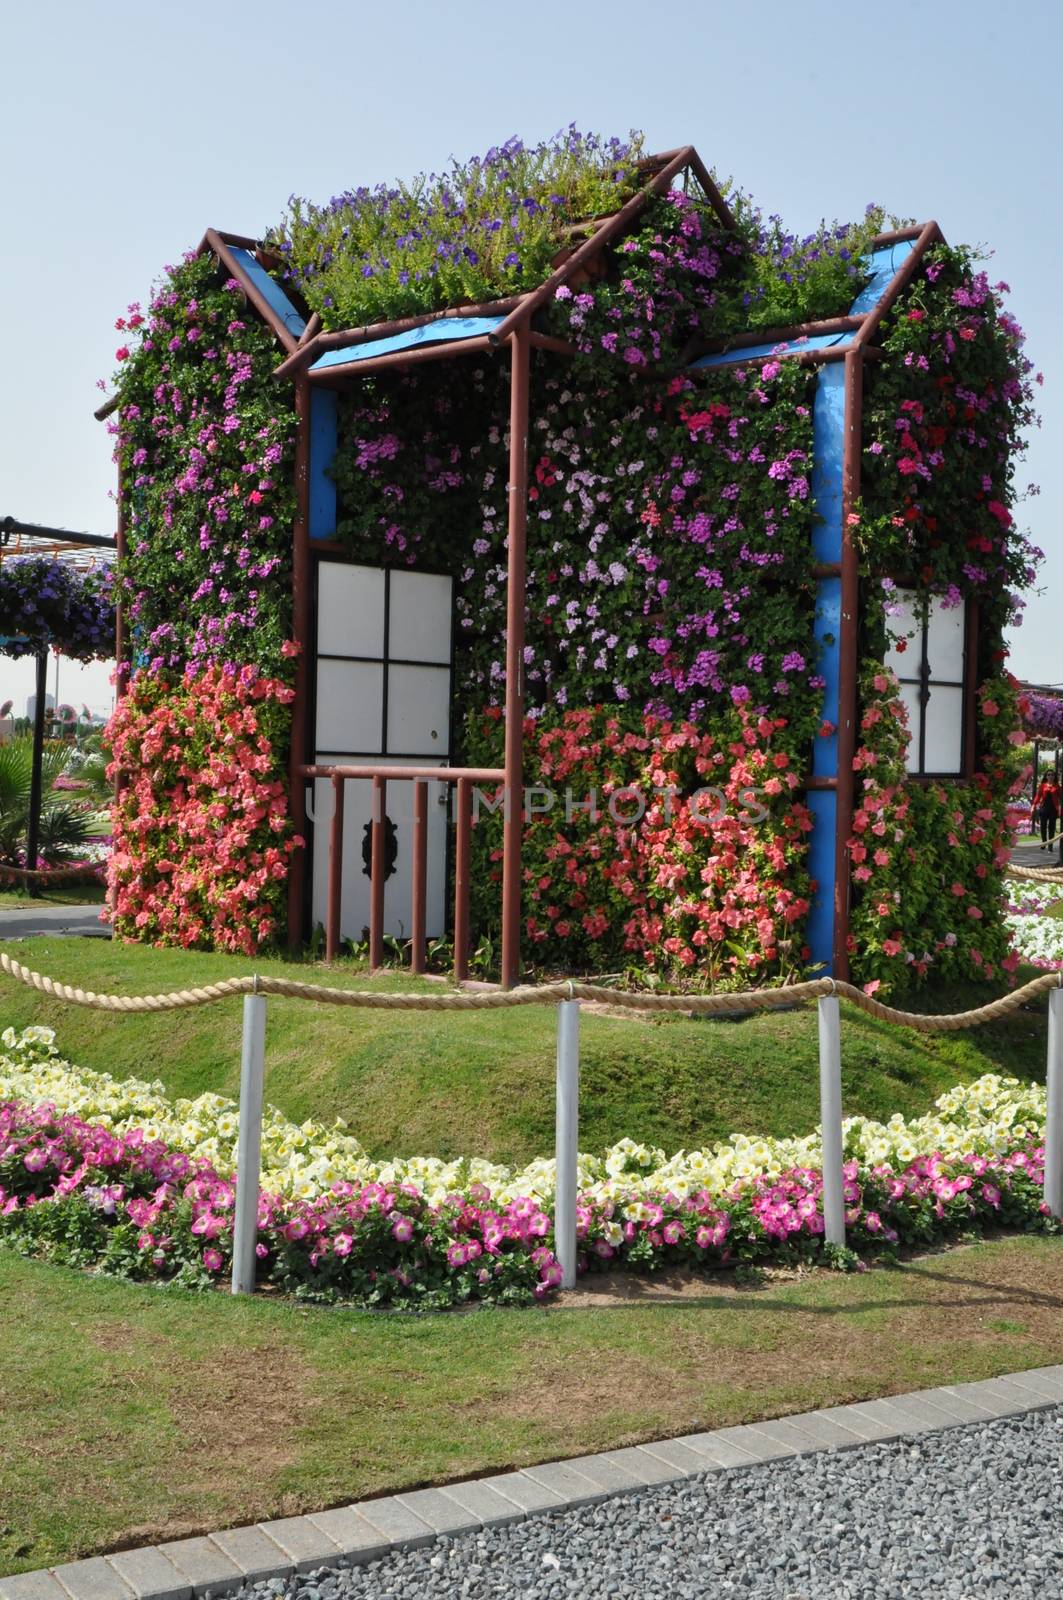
top-left (99, 133), bottom-right (1039, 992)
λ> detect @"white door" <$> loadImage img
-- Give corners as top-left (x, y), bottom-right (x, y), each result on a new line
top-left (311, 562), bottom-right (452, 940)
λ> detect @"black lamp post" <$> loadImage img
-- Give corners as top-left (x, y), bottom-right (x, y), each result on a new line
top-left (24, 649), bottom-right (49, 894)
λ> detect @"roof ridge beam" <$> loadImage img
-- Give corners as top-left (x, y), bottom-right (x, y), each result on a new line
top-left (851, 222), bottom-right (943, 350)
top-left (202, 228), bottom-right (300, 353)
top-left (487, 146), bottom-right (730, 349)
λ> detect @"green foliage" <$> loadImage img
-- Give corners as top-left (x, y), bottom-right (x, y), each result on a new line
top-left (111, 251), bottom-right (297, 677)
top-left (270, 130), bottom-right (646, 329)
top-left (0, 737), bottom-right (92, 866)
top-left (715, 192), bottom-right (888, 332)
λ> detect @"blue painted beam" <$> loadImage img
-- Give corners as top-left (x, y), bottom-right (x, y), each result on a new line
top-left (806, 360), bottom-right (847, 974)
top-left (309, 390), bottom-right (338, 541)
top-left (847, 240), bottom-right (915, 315)
top-left (690, 329), bottom-right (856, 369)
top-left (803, 243), bottom-right (914, 973)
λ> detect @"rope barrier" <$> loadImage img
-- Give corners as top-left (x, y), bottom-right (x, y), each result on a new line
top-left (4, 946), bottom-right (1062, 1292)
top-left (0, 863), bottom-right (105, 887)
top-left (1005, 863), bottom-right (1063, 887)
top-left (1, 951), bottom-right (1058, 1032)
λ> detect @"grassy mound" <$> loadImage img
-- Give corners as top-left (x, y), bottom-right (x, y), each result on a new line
top-left (0, 939), bottom-right (1049, 1167)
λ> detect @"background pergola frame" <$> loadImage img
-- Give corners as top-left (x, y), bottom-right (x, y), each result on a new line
top-left (0, 516), bottom-right (117, 890)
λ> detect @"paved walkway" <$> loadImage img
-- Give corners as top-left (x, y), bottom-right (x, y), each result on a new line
top-left (0, 905), bottom-right (108, 940)
top-left (3, 1365), bottom-right (1061, 1600)
top-left (1010, 832), bottom-right (1063, 866)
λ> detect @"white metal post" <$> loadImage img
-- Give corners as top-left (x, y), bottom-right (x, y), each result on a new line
top-left (817, 994), bottom-right (846, 1247)
top-left (555, 998), bottom-right (580, 1289)
top-left (231, 993), bottom-right (267, 1295)
top-left (1045, 986), bottom-right (1063, 1220)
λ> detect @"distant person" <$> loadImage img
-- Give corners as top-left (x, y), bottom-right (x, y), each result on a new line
top-left (1034, 775), bottom-right (1061, 850)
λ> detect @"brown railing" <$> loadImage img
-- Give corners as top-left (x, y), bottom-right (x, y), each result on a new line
top-left (299, 763), bottom-right (505, 977)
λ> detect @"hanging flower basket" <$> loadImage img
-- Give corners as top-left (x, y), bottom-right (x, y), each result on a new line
top-left (0, 558), bottom-right (115, 662)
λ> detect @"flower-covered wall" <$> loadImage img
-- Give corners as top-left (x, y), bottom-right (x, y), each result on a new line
top-left (105, 252), bottom-right (301, 952)
top-left (104, 133), bottom-right (1040, 989)
top-left (843, 247), bottom-right (1040, 990)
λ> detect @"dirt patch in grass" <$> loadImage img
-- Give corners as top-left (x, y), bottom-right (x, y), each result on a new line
top-left (17, 1326), bottom-right (321, 1555)
top-left (518, 1244), bottom-right (1063, 1437)
top-left (122, 1341), bottom-right (319, 1543)
top-left (467, 1349), bottom-right (690, 1428)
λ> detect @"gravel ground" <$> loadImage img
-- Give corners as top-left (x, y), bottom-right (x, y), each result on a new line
top-left (237, 1408), bottom-right (1063, 1600)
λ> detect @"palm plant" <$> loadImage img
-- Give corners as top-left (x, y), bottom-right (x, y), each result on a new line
top-left (66, 732), bottom-right (113, 808)
top-left (0, 736), bottom-right (93, 865)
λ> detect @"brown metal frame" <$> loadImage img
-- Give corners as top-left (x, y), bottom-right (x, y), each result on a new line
top-left (308, 333), bottom-right (498, 388)
top-left (275, 295), bottom-right (529, 380)
top-left (201, 229), bottom-right (302, 355)
top-left (686, 315), bottom-right (865, 362)
top-left (286, 375), bottom-right (312, 946)
top-left (488, 146), bottom-right (735, 349)
top-left (501, 326), bottom-right (530, 989)
top-left (300, 763), bottom-right (504, 975)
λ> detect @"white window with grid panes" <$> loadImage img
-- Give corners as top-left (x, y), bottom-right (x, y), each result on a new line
top-left (311, 561), bottom-right (452, 939)
top-left (884, 588), bottom-right (967, 776)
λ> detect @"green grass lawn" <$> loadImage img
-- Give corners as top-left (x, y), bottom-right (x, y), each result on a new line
top-left (1, 937), bottom-right (1059, 1572)
top-left (0, 937), bottom-right (1050, 1165)
top-left (2, 1238), bottom-right (1061, 1573)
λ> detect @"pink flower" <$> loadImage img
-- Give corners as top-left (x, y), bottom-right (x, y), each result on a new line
top-left (202, 1248), bottom-right (223, 1272)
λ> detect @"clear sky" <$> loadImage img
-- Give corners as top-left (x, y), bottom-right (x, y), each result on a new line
top-left (2, 0), bottom-right (1060, 709)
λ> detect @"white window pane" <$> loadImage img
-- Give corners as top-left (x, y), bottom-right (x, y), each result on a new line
top-left (897, 681), bottom-right (923, 773)
top-left (315, 660), bottom-right (384, 752)
top-left (884, 588), bottom-right (920, 677)
top-left (387, 664), bottom-right (450, 756)
top-left (318, 562), bottom-right (385, 657)
top-left (388, 571), bottom-right (452, 663)
top-left (926, 597), bottom-right (965, 682)
top-left (924, 685), bottom-right (964, 774)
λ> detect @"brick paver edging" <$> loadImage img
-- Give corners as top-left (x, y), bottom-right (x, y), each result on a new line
top-left (4, 1367), bottom-right (1063, 1599)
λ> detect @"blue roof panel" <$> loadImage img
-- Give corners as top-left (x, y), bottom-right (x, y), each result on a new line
top-left (311, 316), bottom-right (506, 371)
top-left (847, 239), bottom-right (916, 314)
top-left (688, 238), bottom-right (919, 371)
top-left (229, 247), bottom-right (307, 338)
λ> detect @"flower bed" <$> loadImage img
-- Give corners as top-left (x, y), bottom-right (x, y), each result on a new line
top-left (1005, 880), bottom-right (1063, 968)
top-left (0, 1028), bottom-right (1055, 1306)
